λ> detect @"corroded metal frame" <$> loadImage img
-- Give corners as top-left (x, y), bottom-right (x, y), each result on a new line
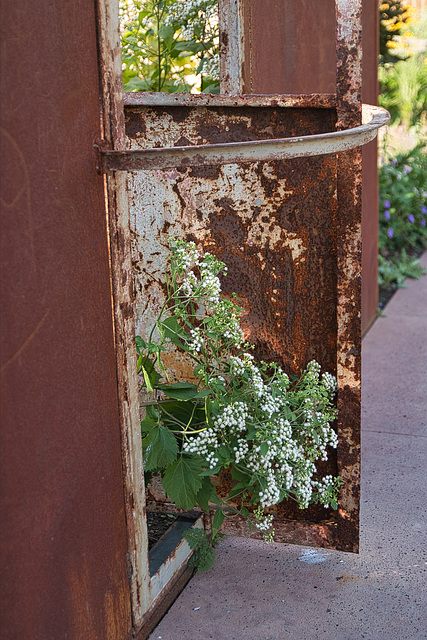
top-left (96, 0), bottom-right (387, 636)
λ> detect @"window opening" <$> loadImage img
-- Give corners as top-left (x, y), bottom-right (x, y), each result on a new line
top-left (119, 0), bottom-right (220, 93)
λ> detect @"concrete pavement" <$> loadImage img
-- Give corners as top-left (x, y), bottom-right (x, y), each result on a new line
top-left (152, 253), bottom-right (427, 640)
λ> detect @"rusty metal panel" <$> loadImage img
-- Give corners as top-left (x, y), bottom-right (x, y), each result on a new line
top-left (102, 101), bottom-right (387, 172)
top-left (96, 0), bottom-right (150, 629)
top-left (0, 1), bottom-right (131, 639)
top-left (124, 96), bottom-right (357, 549)
top-left (218, 0), bottom-right (244, 94)
top-left (335, 0), bottom-right (362, 552)
top-left (242, 0), bottom-right (336, 94)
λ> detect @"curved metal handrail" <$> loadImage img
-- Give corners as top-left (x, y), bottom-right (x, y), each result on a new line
top-left (100, 104), bottom-right (389, 172)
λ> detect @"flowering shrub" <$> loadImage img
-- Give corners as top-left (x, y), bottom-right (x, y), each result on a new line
top-left (137, 239), bottom-right (340, 568)
top-left (120, 0), bottom-right (219, 93)
top-left (379, 1), bottom-right (416, 64)
top-left (379, 143), bottom-right (427, 288)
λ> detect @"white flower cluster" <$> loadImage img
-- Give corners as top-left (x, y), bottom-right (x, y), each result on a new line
top-left (255, 513), bottom-right (274, 532)
top-left (233, 438), bottom-right (249, 463)
top-left (174, 241), bottom-right (199, 273)
top-left (293, 471), bottom-right (314, 509)
top-left (322, 371), bottom-right (337, 395)
top-left (183, 427), bottom-right (219, 470)
top-left (305, 359), bottom-right (321, 381)
top-left (214, 303), bottom-right (244, 347)
top-left (189, 328), bottom-right (203, 353)
top-left (165, 0), bottom-right (218, 28)
top-left (312, 475), bottom-right (335, 509)
top-left (213, 402), bottom-right (249, 434)
top-left (229, 353), bottom-right (265, 397)
top-left (200, 262), bottom-right (221, 304)
top-left (172, 241), bottom-right (228, 308)
top-left (182, 272), bottom-right (198, 296)
top-left (202, 53), bottom-right (220, 80)
top-left (183, 402), bottom-right (249, 470)
top-left (302, 410), bottom-right (338, 460)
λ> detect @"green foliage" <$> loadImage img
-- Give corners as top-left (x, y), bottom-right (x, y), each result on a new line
top-left (182, 528), bottom-right (221, 572)
top-left (162, 456), bottom-right (204, 509)
top-left (379, 143), bottom-right (427, 256)
top-left (378, 250), bottom-right (427, 289)
top-left (137, 240), bottom-right (341, 569)
top-left (141, 421), bottom-right (178, 470)
top-left (379, 54), bottom-right (427, 129)
top-left (119, 0), bottom-right (219, 93)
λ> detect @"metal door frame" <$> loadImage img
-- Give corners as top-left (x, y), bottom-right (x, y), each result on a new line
top-left (96, 1), bottom-right (387, 635)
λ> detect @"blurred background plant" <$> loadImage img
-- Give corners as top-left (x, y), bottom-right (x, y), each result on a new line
top-left (119, 0), bottom-right (219, 93)
top-left (378, 1), bottom-right (427, 296)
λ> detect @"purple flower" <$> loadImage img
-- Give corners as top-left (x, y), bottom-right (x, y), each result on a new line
top-left (384, 200), bottom-right (391, 209)
top-left (408, 214), bottom-right (415, 224)
top-left (392, 158), bottom-right (397, 166)
top-left (403, 164), bottom-right (412, 174)
top-left (384, 210), bottom-right (391, 220)
top-left (387, 228), bottom-right (394, 238)
top-left (421, 205), bottom-right (427, 215)
top-left (421, 219), bottom-right (426, 228)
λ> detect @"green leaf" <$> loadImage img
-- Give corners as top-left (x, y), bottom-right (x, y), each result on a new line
top-left (196, 476), bottom-right (217, 511)
top-left (227, 482), bottom-right (247, 500)
top-left (158, 24), bottom-right (174, 40)
top-left (135, 335), bottom-right (147, 353)
top-left (212, 508), bottom-right (225, 536)
top-left (141, 364), bottom-right (154, 392)
top-left (159, 400), bottom-right (206, 432)
top-left (183, 528), bottom-right (216, 572)
top-left (138, 356), bottom-right (161, 392)
top-left (160, 316), bottom-right (188, 349)
top-left (162, 456), bottom-right (203, 510)
top-left (260, 442), bottom-right (269, 457)
top-left (231, 466), bottom-right (251, 483)
top-left (157, 382), bottom-right (199, 401)
top-left (182, 527), bottom-right (206, 549)
top-left (140, 415), bottom-right (156, 435)
top-left (146, 404), bottom-right (159, 420)
top-left (142, 424), bottom-right (178, 472)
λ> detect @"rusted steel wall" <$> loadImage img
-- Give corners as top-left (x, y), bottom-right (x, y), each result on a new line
top-left (242, 0), bottom-right (379, 333)
top-left (335, 0), bottom-right (362, 553)
top-left (242, 0), bottom-right (336, 94)
top-left (0, 2), bottom-right (132, 639)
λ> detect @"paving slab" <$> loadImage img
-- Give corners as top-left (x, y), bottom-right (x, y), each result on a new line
top-left (152, 258), bottom-right (427, 640)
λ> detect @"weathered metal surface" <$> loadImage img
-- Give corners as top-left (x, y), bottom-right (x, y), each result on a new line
top-left (126, 98), bottom-right (342, 528)
top-left (96, 0), bottom-right (150, 629)
top-left (218, 0), bottom-right (244, 94)
top-left (0, 1), bottom-right (131, 639)
top-left (149, 517), bottom-right (203, 603)
top-left (102, 103), bottom-right (388, 173)
top-left (242, 0), bottom-right (336, 94)
top-left (238, 0), bottom-right (382, 344)
top-left (334, 0), bottom-right (363, 552)
top-left (124, 92), bottom-right (337, 108)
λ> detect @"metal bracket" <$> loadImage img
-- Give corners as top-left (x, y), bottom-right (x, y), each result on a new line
top-left (98, 104), bottom-right (389, 173)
